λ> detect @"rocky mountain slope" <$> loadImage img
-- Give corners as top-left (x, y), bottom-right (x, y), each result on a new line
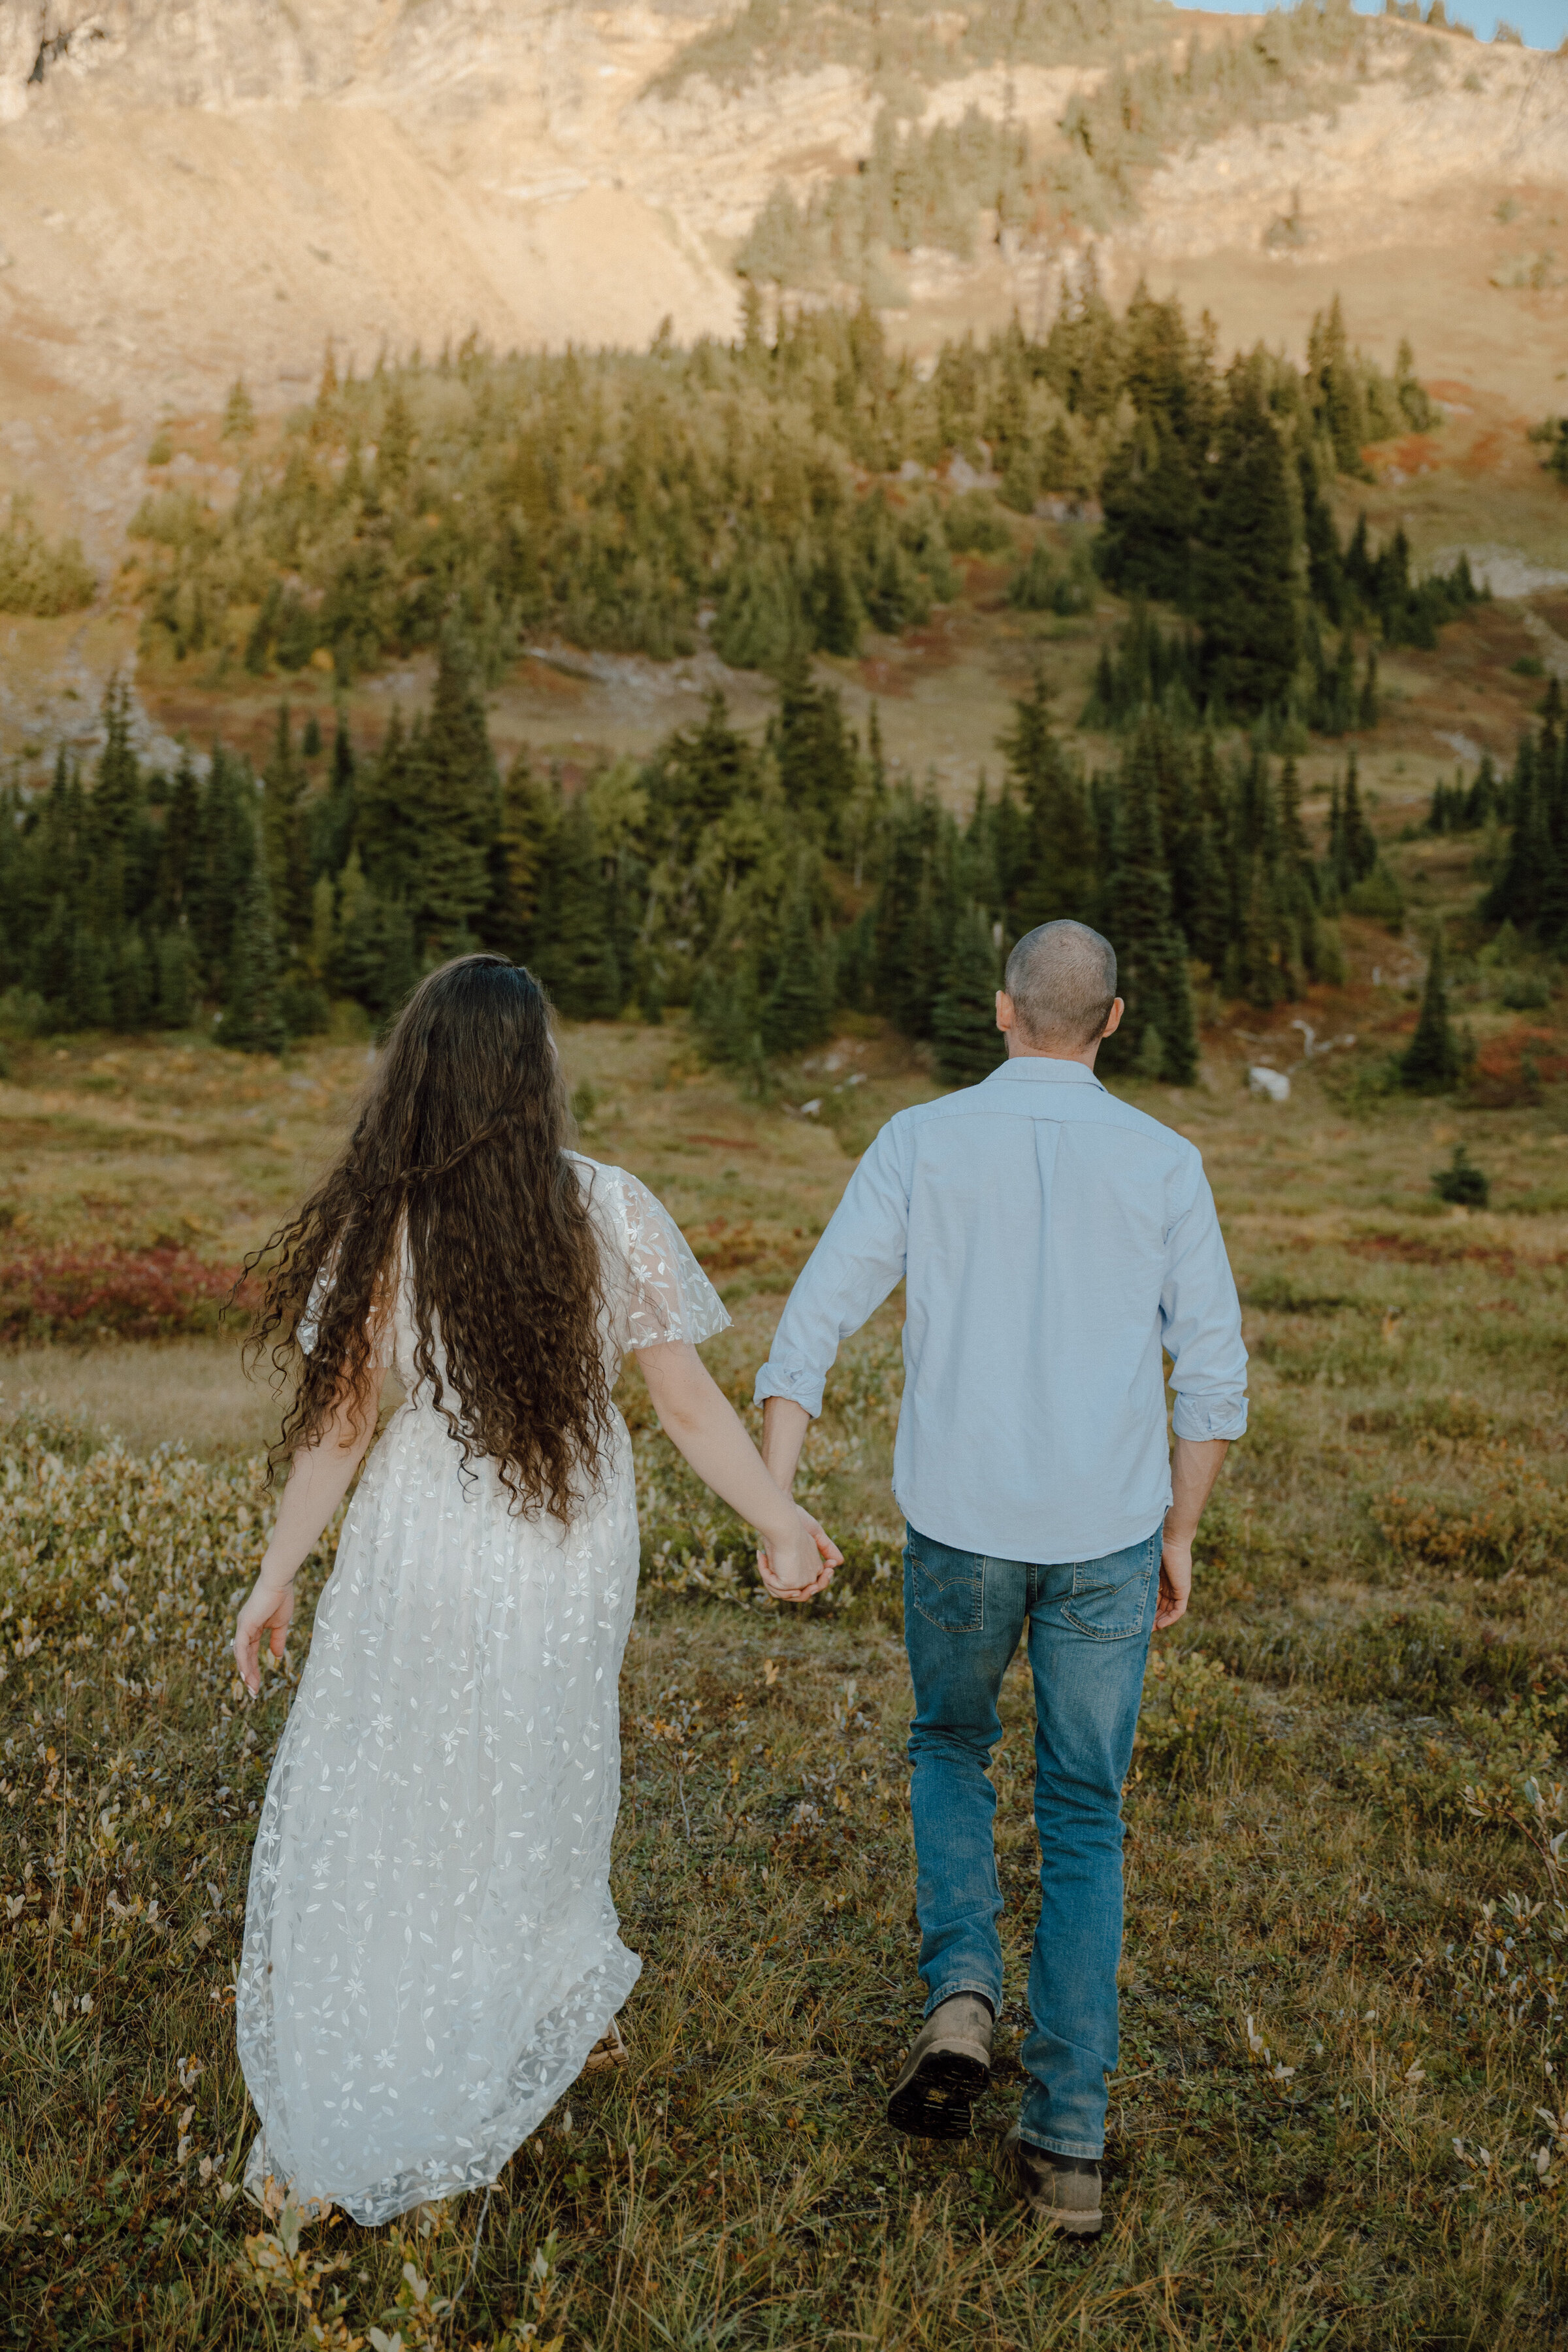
top-left (0, 2), bottom-right (1562, 583)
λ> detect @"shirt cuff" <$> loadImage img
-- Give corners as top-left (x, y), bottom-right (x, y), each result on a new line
top-left (753, 1362), bottom-right (825, 1418)
top-left (1172, 1395), bottom-right (1249, 1442)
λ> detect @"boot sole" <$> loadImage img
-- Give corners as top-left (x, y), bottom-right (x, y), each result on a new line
top-left (885, 2048), bottom-right (990, 2140)
top-left (1024, 2204), bottom-right (1103, 2238)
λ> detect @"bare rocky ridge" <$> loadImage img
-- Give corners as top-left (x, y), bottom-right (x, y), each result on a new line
top-left (0, 3), bottom-right (1562, 636)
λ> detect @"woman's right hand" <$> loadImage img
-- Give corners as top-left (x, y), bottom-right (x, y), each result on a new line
top-left (758, 1505), bottom-right (840, 1604)
top-left (235, 1573), bottom-right (295, 1697)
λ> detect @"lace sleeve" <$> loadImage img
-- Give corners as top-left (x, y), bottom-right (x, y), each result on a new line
top-left (612, 1171), bottom-right (731, 1352)
top-left (296, 1249), bottom-right (395, 1369)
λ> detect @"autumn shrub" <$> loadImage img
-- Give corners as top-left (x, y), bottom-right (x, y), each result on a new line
top-left (1375, 1446), bottom-right (1568, 1578)
top-left (1132, 1646), bottom-right (1262, 1784)
top-left (0, 1244), bottom-right (246, 1345)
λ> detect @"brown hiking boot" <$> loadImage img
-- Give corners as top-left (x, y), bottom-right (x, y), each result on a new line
top-left (996, 2126), bottom-right (1103, 2236)
top-left (885, 1993), bottom-right (993, 2140)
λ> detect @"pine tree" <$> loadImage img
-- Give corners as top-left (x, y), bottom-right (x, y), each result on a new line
top-left (1101, 722), bottom-right (1198, 1083)
top-left (1096, 412), bottom-right (1199, 604)
top-left (1400, 926), bottom-right (1462, 1093)
top-left (418, 633), bottom-right (498, 938)
top-left (486, 753), bottom-right (559, 962)
top-left (155, 927), bottom-right (196, 1028)
top-left (218, 860), bottom-right (286, 1053)
top-left (933, 907), bottom-right (1002, 1085)
top-left (221, 378), bottom-right (257, 442)
top-left (998, 672), bottom-right (1098, 932)
top-left (1359, 644), bottom-right (1380, 729)
top-left (196, 746), bottom-right (257, 987)
top-left (774, 657), bottom-right (861, 837)
top-left (761, 885), bottom-right (834, 1056)
top-left (532, 796), bottom-right (620, 1020)
top-left (261, 704), bottom-right (311, 943)
top-left (1194, 368), bottom-right (1300, 715)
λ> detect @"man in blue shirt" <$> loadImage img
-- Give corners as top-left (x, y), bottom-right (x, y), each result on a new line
top-left (755, 919), bottom-right (1247, 2235)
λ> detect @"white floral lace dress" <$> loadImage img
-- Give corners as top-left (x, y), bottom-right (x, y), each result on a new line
top-left (236, 1158), bottom-right (728, 2225)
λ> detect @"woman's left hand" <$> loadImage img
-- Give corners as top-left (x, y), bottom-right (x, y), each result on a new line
top-left (235, 1575), bottom-right (295, 1697)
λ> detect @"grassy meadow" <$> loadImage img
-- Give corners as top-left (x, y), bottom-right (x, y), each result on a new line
top-left (2, 960), bottom-right (1568, 2349)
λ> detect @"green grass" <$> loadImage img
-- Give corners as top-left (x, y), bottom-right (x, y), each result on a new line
top-left (3, 1016), bottom-right (1568, 2346)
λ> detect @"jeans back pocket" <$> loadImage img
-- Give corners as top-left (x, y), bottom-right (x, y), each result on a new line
top-left (906, 1532), bottom-right (985, 1633)
top-left (1062, 1531), bottom-right (1158, 1641)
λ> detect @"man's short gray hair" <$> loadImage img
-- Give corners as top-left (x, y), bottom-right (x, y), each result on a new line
top-left (1003, 920), bottom-right (1118, 1051)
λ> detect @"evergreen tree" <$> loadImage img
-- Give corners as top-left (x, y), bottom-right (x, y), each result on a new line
top-left (155, 927), bottom-right (196, 1028)
top-left (933, 907), bottom-right (1002, 1086)
top-left (261, 704), bottom-right (311, 943)
top-left (1096, 413), bottom-right (1199, 606)
top-left (487, 752), bottom-right (559, 962)
top-left (418, 633), bottom-right (498, 938)
top-left (1194, 368), bottom-right (1299, 715)
top-left (1100, 721), bottom-right (1198, 1083)
top-left (195, 746), bottom-right (257, 986)
top-left (761, 884), bottom-right (834, 1056)
top-left (997, 672), bottom-right (1098, 934)
top-left (774, 657), bottom-right (861, 837)
top-left (218, 859), bottom-right (286, 1053)
top-left (309, 713), bottom-right (357, 879)
top-left (1400, 927), bottom-right (1462, 1093)
top-left (532, 795), bottom-right (621, 1020)
top-left (158, 749), bottom-right (202, 926)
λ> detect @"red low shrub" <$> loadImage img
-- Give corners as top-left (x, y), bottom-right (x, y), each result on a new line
top-left (1467, 1024), bottom-right (1568, 1109)
top-left (0, 1244), bottom-right (251, 1344)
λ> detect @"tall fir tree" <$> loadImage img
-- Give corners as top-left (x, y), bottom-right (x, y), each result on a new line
top-left (218, 858), bottom-right (286, 1053)
top-left (997, 672), bottom-right (1098, 935)
top-left (761, 883), bottom-right (834, 1056)
top-left (1400, 926), bottom-right (1462, 1094)
top-left (532, 794), bottom-right (620, 1020)
top-left (261, 704), bottom-right (312, 944)
top-left (933, 907), bottom-right (1003, 1085)
top-left (1194, 368), bottom-right (1300, 715)
top-left (1100, 723), bottom-right (1198, 1084)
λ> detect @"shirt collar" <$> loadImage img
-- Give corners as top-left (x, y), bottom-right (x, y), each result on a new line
top-left (983, 1056), bottom-right (1106, 1093)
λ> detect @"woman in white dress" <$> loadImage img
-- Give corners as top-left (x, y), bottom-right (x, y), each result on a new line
top-left (231, 955), bottom-right (836, 2225)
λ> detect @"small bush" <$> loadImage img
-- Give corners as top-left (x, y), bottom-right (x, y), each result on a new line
top-left (943, 491), bottom-right (1014, 556)
top-left (1432, 1144), bottom-right (1490, 1209)
top-left (1133, 1648), bottom-right (1260, 1784)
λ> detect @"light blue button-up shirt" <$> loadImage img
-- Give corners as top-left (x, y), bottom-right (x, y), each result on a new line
top-left (754, 1057), bottom-right (1248, 1562)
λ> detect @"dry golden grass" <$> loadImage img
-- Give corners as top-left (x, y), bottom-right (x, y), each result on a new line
top-left (3, 996), bottom-right (1568, 2347)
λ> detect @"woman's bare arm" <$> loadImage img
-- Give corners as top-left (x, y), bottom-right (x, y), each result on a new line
top-left (233, 1367), bottom-right (388, 1694)
top-left (636, 1342), bottom-right (840, 1601)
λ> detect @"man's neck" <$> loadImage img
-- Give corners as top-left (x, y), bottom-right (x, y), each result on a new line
top-left (1004, 1037), bottom-right (1100, 1071)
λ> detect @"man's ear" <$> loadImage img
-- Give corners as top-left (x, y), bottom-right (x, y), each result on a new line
top-left (996, 990), bottom-right (1016, 1034)
top-left (1102, 996), bottom-right (1125, 1039)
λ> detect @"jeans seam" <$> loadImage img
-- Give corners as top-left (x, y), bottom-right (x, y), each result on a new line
top-left (1017, 2129), bottom-right (1103, 2161)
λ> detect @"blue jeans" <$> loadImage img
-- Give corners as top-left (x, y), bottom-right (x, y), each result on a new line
top-left (902, 1521), bottom-right (1162, 2161)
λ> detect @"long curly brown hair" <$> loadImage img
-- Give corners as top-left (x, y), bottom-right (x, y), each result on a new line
top-left (246, 955), bottom-right (613, 1520)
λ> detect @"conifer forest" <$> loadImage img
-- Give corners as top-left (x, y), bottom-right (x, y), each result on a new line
top-left (4, 280), bottom-right (1558, 1087)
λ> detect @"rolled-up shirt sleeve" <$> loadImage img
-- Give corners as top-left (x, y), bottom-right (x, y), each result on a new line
top-left (754, 1116), bottom-right (913, 1418)
top-left (1160, 1154), bottom-right (1249, 1442)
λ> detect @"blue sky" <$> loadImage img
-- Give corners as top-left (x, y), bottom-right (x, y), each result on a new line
top-left (1188, 0), bottom-right (1565, 46)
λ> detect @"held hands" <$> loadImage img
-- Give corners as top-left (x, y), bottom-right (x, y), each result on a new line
top-left (234, 1571), bottom-right (295, 1697)
top-left (757, 1505), bottom-right (841, 1605)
